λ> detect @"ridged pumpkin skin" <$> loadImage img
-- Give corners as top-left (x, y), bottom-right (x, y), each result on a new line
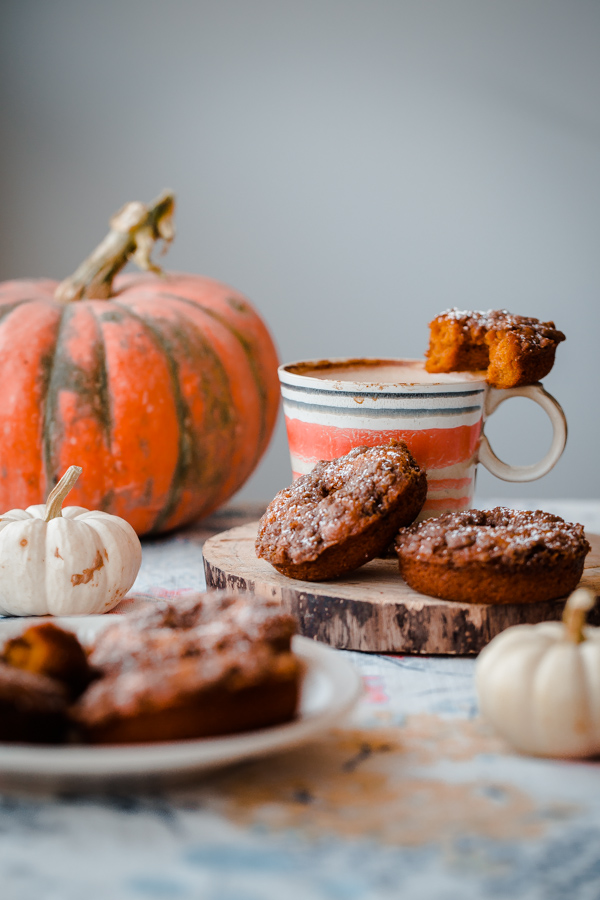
top-left (0, 272), bottom-right (279, 535)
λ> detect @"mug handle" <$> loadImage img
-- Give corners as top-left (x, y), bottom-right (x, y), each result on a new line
top-left (478, 383), bottom-right (567, 483)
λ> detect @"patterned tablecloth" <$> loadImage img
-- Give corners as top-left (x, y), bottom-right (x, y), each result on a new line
top-left (2, 499), bottom-right (600, 900)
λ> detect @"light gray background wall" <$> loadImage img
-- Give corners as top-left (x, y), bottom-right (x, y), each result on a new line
top-left (1, 1), bottom-right (598, 503)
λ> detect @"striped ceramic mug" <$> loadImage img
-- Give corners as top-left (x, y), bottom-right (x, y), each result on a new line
top-left (279, 358), bottom-right (567, 518)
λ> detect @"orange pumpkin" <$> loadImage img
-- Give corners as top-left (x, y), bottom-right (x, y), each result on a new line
top-left (0, 192), bottom-right (279, 534)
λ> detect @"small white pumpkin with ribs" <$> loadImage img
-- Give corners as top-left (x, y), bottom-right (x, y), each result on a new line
top-left (476, 588), bottom-right (600, 758)
top-left (0, 466), bottom-right (142, 616)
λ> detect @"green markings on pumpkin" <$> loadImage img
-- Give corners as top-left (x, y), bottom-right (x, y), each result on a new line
top-left (110, 300), bottom-right (236, 534)
top-left (97, 307), bottom-right (125, 324)
top-left (226, 327), bottom-right (269, 464)
top-left (42, 304), bottom-right (113, 497)
top-left (110, 301), bottom-right (192, 533)
top-left (101, 487), bottom-right (115, 512)
top-left (160, 292), bottom-right (271, 473)
top-left (89, 307), bottom-right (113, 444)
top-left (39, 306), bottom-right (69, 493)
top-left (227, 296), bottom-right (249, 313)
top-left (161, 315), bottom-right (237, 526)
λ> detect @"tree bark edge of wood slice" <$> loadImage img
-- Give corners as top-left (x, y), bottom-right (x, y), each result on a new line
top-left (202, 523), bottom-right (600, 656)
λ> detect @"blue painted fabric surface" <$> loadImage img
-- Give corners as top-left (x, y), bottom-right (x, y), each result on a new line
top-left (2, 500), bottom-right (600, 900)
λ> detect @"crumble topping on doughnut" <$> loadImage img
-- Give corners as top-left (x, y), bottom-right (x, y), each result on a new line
top-left (256, 442), bottom-right (426, 571)
top-left (395, 508), bottom-right (589, 568)
top-left (90, 592), bottom-right (296, 676)
top-left (434, 310), bottom-right (565, 350)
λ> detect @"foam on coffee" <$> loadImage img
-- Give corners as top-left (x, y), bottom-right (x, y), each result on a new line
top-left (286, 359), bottom-right (485, 385)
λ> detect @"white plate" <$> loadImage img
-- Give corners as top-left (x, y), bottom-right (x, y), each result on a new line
top-left (0, 616), bottom-right (362, 787)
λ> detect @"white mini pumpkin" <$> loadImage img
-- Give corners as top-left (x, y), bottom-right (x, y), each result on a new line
top-left (476, 589), bottom-right (600, 758)
top-left (0, 466), bottom-right (142, 616)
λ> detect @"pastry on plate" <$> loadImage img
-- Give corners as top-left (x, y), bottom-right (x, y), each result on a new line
top-left (0, 593), bottom-right (303, 746)
top-left (72, 592), bottom-right (303, 744)
top-left (73, 643), bottom-right (301, 744)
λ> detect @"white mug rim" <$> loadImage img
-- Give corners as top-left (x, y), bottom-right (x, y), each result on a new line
top-left (279, 357), bottom-right (487, 393)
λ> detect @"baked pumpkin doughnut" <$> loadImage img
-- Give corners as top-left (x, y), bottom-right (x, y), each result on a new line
top-left (425, 309), bottom-right (565, 388)
top-left (73, 643), bottom-right (301, 744)
top-left (256, 441), bottom-right (427, 581)
top-left (72, 592), bottom-right (302, 744)
top-left (395, 508), bottom-right (589, 604)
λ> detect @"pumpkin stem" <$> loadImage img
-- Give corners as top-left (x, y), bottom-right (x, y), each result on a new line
top-left (44, 466), bottom-right (83, 521)
top-left (54, 191), bottom-right (175, 303)
top-left (563, 588), bottom-right (596, 643)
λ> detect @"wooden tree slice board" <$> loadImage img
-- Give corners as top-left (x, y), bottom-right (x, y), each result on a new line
top-left (203, 523), bottom-right (600, 656)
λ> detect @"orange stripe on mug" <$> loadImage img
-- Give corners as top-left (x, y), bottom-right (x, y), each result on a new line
top-left (422, 496), bottom-right (473, 511)
top-left (285, 418), bottom-right (482, 471)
